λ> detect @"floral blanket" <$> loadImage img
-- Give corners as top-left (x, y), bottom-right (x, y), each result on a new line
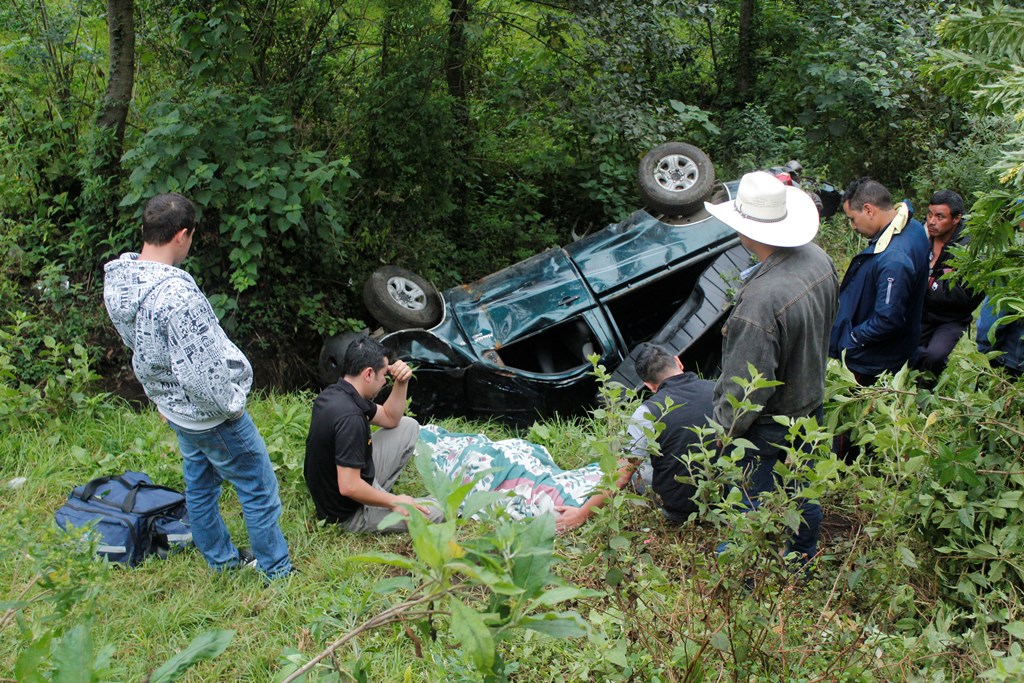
top-left (420, 424), bottom-right (602, 519)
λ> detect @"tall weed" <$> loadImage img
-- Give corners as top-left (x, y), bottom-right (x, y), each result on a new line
top-left (0, 315), bottom-right (111, 429)
top-left (827, 354), bottom-right (1024, 640)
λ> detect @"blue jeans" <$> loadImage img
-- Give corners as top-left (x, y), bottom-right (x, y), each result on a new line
top-left (169, 412), bottom-right (292, 579)
top-left (727, 409), bottom-right (823, 562)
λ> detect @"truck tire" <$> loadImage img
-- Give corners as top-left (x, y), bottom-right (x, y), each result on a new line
top-left (638, 142), bottom-right (716, 217)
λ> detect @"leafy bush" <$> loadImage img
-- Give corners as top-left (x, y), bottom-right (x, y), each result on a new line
top-left (710, 103), bottom-right (809, 179)
top-left (113, 86), bottom-right (360, 354)
top-left (252, 392), bottom-right (316, 494)
top-left (0, 1), bottom-right (106, 214)
top-left (0, 202), bottom-right (117, 376)
top-left (909, 113), bottom-right (1012, 206)
top-left (923, 2), bottom-right (1024, 312)
top-left (543, 355), bottom-right (1024, 681)
top-left (0, 312), bottom-right (111, 429)
top-left (1, 515), bottom-right (236, 682)
top-left (278, 452), bottom-right (593, 682)
top-left (1, 518), bottom-right (110, 680)
top-left (827, 357), bottom-right (1024, 632)
top-left (121, 89), bottom-right (355, 292)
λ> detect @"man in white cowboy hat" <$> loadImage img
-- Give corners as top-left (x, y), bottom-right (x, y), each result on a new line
top-left (704, 171), bottom-right (839, 564)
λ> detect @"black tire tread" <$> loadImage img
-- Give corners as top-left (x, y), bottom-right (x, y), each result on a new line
top-left (362, 266), bottom-right (442, 332)
top-left (637, 142), bottom-right (716, 218)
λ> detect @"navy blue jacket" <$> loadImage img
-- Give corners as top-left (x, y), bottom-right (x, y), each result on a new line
top-left (978, 297), bottom-right (1024, 373)
top-left (829, 215), bottom-right (930, 376)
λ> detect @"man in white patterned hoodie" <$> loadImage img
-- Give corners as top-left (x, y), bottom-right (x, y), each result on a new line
top-left (104, 193), bottom-right (292, 579)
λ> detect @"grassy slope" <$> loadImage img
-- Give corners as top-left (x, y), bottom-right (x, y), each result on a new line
top-left (1, 396), bottom-right (622, 680)
top-left (2, 216), bottom-right (982, 680)
top-left (0, 388), bottom-right (934, 681)
top-left (2, 396), bottom-right (400, 679)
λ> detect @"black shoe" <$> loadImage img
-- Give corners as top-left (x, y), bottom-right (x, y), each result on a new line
top-left (234, 548), bottom-right (258, 570)
top-left (660, 507), bottom-right (688, 525)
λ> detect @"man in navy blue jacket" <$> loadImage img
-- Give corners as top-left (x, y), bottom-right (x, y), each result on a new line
top-left (829, 178), bottom-right (930, 385)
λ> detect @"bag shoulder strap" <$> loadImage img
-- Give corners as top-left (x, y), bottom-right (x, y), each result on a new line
top-left (77, 472), bottom-right (156, 507)
top-left (80, 475), bottom-right (119, 502)
top-left (120, 483), bottom-right (185, 514)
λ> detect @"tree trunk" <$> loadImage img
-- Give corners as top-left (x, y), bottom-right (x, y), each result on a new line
top-left (96, 0), bottom-right (135, 175)
top-left (445, 0), bottom-right (470, 134)
top-left (445, 0), bottom-right (471, 234)
top-left (736, 0), bottom-right (755, 102)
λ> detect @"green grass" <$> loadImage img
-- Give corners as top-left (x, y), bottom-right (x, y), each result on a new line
top-left (0, 396), bottom-right (434, 680)
top-left (4, 350), bottom-right (1017, 681)
top-left (0, 396), bottom-right (731, 679)
top-left (0, 219), bottom-right (985, 680)
top-left (0, 395), bottom-right (895, 680)
top-left (2, 395), bottom-right (635, 680)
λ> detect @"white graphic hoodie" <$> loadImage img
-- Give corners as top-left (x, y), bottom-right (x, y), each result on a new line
top-left (103, 253), bottom-right (252, 430)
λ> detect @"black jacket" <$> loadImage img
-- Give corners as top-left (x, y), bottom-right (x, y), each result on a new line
top-left (921, 220), bottom-right (984, 329)
top-left (636, 373), bottom-right (714, 516)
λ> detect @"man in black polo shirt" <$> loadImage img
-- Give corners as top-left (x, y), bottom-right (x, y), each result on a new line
top-left (554, 343), bottom-right (713, 531)
top-left (304, 336), bottom-right (443, 533)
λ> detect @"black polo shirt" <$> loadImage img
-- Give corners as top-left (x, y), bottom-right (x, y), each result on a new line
top-left (304, 379), bottom-right (378, 523)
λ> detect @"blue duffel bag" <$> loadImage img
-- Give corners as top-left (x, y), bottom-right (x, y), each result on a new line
top-left (55, 471), bottom-right (191, 566)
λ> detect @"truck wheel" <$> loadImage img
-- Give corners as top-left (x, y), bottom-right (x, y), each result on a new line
top-left (637, 142), bottom-right (716, 217)
top-left (362, 266), bottom-right (442, 332)
top-left (317, 330), bottom-right (369, 387)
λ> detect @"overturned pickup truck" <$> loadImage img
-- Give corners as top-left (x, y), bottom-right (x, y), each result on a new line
top-left (319, 143), bottom-right (839, 425)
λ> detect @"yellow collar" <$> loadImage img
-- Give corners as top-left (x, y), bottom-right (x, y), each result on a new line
top-left (871, 202), bottom-right (909, 254)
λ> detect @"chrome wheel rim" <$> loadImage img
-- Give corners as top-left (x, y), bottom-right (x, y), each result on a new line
top-left (653, 154), bottom-right (699, 192)
top-left (386, 276), bottom-right (428, 311)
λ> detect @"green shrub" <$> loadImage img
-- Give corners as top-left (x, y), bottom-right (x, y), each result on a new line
top-left (278, 452), bottom-right (593, 682)
top-left (0, 312), bottom-right (111, 428)
top-left (120, 89), bottom-right (355, 294)
top-left (710, 104), bottom-right (809, 179)
top-left (116, 87), bottom-right (357, 349)
top-left (909, 113), bottom-right (1011, 206)
top-left (826, 352), bottom-right (1024, 655)
top-left (1, 515), bottom-right (236, 682)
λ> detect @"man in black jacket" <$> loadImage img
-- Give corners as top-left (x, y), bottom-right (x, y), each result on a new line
top-left (553, 343), bottom-right (714, 531)
top-left (627, 344), bottom-right (715, 522)
top-left (912, 190), bottom-right (984, 377)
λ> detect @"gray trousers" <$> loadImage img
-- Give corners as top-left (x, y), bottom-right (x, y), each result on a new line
top-left (342, 417), bottom-right (444, 533)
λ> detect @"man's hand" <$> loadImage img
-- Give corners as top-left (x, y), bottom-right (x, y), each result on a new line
top-left (390, 493), bottom-right (431, 517)
top-left (387, 360), bottom-right (413, 384)
top-left (554, 505), bottom-right (590, 533)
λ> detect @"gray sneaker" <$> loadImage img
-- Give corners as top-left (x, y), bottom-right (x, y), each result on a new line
top-left (235, 548), bottom-right (258, 570)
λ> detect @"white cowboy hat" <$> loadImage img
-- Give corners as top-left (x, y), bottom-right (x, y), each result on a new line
top-left (705, 171), bottom-right (819, 247)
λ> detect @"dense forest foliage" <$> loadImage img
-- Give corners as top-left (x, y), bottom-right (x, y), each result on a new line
top-left (2, 0), bottom-right (1018, 390)
top-left (4, 1), bottom-right (1024, 680)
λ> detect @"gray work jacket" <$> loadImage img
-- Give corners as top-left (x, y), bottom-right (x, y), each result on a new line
top-left (713, 243), bottom-right (839, 437)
